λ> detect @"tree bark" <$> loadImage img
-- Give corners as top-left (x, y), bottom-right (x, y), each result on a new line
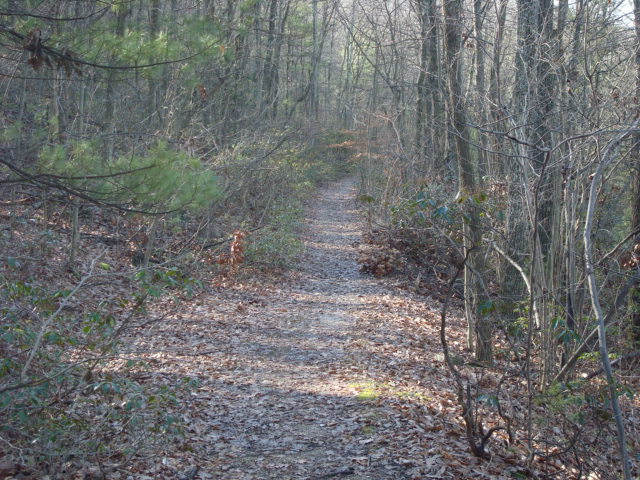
top-left (631, 0), bottom-right (640, 346)
top-left (473, 0), bottom-right (488, 179)
top-left (442, 0), bottom-right (491, 363)
top-left (414, 0), bottom-right (439, 176)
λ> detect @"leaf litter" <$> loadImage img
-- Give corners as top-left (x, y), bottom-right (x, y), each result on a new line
top-left (113, 178), bottom-right (570, 479)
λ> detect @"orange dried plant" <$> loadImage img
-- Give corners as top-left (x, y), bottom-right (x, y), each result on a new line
top-left (213, 230), bottom-right (250, 273)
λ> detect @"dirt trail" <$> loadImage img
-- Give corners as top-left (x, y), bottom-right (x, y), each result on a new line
top-left (195, 177), bottom-right (381, 479)
top-left (131, 177), bottom-right (466, 479)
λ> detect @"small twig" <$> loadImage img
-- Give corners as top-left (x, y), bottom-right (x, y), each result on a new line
top-left (597, 227), bottom-right (640, 266)
top-left (554, 269), bottom-right (640, 382)
top-left (178, 466), bottom-right (200, 480)
top-left (586, 350), bottom-right (640, 380)
top-left (20, 253), bottom-right (103, 381)
top-left (313, 466), bottom-right (355, 479)
top-left (1, 354), bottom-right (111, 395)
top-left (201, 225), bottom-right (264, 250)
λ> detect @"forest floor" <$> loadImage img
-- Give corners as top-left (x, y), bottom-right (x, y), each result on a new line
top-left (119, 177), bottom-right (521, 480)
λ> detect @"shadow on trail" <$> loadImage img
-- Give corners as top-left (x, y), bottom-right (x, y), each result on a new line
top-left (127, 366), bottom-right (443, 480)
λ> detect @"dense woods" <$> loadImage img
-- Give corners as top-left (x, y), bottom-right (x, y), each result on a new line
top-left (1, 0), bottom-right (640, 478)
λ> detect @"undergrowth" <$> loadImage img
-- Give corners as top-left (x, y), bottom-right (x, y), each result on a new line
top-left (246, 201), bottom-right (306, 268)
top-left (353, 129), bottom-right (640, 479)
top-left (0, 258), bottom-right (201, 478)
top-left (211, 127), bottom-right (356, 270)
top-left (0, 125), bottom-right (357, 477)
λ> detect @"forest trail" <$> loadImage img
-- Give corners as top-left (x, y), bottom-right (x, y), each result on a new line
top-left (129, 177), bottom-right (479, 479)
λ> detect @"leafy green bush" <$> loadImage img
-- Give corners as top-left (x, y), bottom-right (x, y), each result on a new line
top-left (39, 140), bottom-right (221, 213)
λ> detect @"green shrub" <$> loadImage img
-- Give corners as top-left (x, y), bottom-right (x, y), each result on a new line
top-left (38, 140), bottom-right (222, 213)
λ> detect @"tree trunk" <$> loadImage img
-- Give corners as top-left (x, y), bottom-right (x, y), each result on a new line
top-left (262, 0), bottom-right (279, 118)
top-left (442, 0), bottom-right (492, 363)
top-left (143, 215), bottom-right (161, 268)
top-left (632, 0), bottom-right (640, 346)
top-left (148, 0), bottom-right (161, 124)
top-left (104, 6), bottom-right (127, 161)
top-left (69, 196), bottom-right (80, 266)
top-left (473, 0), bottom-right (488, 180)
top-left (415, 0), bottom-right (439, 176)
